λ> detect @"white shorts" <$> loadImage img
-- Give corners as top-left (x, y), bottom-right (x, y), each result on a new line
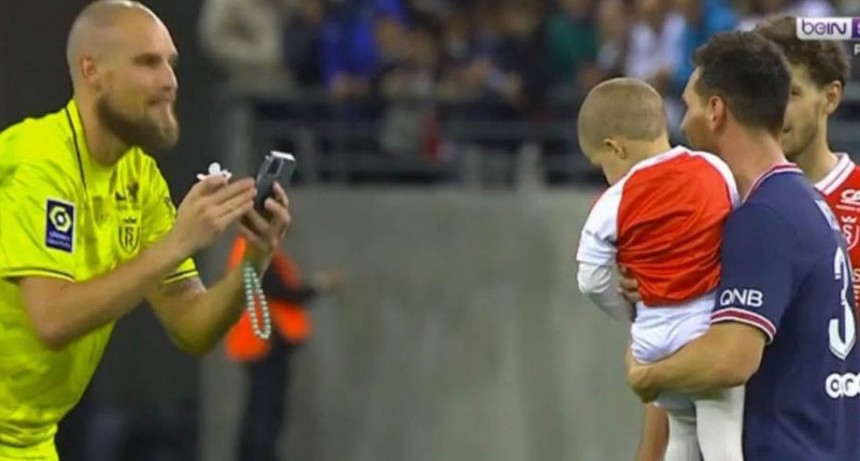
top-left (631, 291), bottom-right (714, 412)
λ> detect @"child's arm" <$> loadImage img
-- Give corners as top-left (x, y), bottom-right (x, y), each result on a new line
top-left (577, 262), bottom-right (634, 322)
top-left (576, 187), bottom-right (631, 321)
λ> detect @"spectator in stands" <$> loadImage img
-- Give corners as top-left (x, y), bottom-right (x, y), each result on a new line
top-left (736, 0), bottom-right (835, 30)
top-left (409, 0), bottom-right (456, 21)
top-left (625, 0), bottom-right (684, 96)
top-left (285, 0), bottom-right (328, 89)
top-left (320, 0), bottom-right (408, 102)
top-left (625, 0), bottom-right (686, 126)
top-left (375, 23), bottom-right (442, 157)
top-left (545, 0), bottom-right (600, 93)
top-left (671, 0), bottom-right (737, 95)
top-left (437, 1), bottom-right (543, 108)
top-left (596, 0), bottom-right (631, 80)
top-left (493, 0), bottom-right (547, 111)
top-left (198, 0), bottom-right (294, 93)
top-left (439, 4), bottom-right (473, 67)
top-left (436, 6), bottom-right (481, 101)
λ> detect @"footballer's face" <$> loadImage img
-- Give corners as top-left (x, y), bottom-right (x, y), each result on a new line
top-left (680, 69), bottom-right (718, 153)
top-left (781, 64), bottom-right (825, 161)
top-left (91, 10), bottom-right (180, 152)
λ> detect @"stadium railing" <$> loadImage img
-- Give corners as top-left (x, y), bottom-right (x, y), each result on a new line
top-left (214, 85), bottom-right (860, 188)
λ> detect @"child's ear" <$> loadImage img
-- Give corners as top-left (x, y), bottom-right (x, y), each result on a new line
top-left (604, 138), bottom-right (626, 160)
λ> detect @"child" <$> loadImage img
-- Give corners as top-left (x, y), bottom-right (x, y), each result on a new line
top-left (575, 77), bottom-right (742, 461)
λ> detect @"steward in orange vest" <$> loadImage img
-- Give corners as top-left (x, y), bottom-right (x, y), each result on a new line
top-left (225, 236), bottom-right (313, 361)
top-left (224, 236), bottom-right (341, 461)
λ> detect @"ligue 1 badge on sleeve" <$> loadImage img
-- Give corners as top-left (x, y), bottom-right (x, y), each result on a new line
top-left (45, 198), bottom-right (75, 253)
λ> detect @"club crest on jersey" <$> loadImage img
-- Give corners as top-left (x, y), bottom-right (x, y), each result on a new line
top-left (841, 189), bottom-right (860, 208)
top-left (118, 216), bottom-right (140, 253)
top-left (45, 198), bottom-right (75, 253)
top-left (841, 215), bottom-right (860, 250)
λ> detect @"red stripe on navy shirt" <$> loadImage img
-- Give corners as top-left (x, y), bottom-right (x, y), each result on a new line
top-left (712, 307), bottom-right (777, 343)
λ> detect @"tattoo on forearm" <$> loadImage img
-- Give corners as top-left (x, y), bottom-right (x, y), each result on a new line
top-left (161, 276), bottom-right (204, 297)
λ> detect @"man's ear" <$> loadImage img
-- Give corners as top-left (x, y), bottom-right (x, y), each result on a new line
top-left (823, 80), bottom-right (843, 115)
top-left (80, 55), bottom-right (103, 91)
top-left (604, 138), bottom-right (626, 160)
top-left (708, 95), bottom-right (726, 133)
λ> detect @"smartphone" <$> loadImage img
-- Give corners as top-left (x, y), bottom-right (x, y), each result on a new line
top-left (254, 151), bottom-right (296, 211)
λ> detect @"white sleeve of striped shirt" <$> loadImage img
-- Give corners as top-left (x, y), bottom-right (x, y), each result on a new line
top-left (577, 262), bottom-right (634, 323)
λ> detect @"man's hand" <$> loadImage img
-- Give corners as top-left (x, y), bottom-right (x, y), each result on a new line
top-left (240, 182), bottom-right (292, 271)
top-left (626, 345), bottom-right (659, 404)
top-left (169, 176), bottom-right (256, 256)
top-left (618, 266), bottom-right (642, 304)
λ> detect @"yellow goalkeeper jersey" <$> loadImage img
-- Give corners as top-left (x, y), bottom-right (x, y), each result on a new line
top-left (0, 100), bottom-right (197, 459)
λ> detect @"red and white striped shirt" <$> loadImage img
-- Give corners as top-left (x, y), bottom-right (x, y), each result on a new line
top-left (815, 153), bottom-right (860, 308)
top-left (577, 146), bottom-right (739, 306)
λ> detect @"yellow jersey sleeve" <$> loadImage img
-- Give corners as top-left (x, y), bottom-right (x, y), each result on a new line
top-left (0, 153), bottom-right (80, 282)
top-left (140, 159), bottom-right (198, 285)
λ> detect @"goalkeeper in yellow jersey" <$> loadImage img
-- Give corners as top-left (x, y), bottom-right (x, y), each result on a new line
top-left (0, 1), bottom-right (291, 459)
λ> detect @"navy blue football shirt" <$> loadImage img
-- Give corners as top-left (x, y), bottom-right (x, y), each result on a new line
top-left (711, 164), bottom-right (860, 460)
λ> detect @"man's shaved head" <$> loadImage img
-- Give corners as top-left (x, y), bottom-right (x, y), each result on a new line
top-left (577, 78), bottom-right (668, 150)
top-left (66, 1), bottom-right (160, 85)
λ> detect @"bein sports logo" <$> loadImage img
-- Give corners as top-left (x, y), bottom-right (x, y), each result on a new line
top-left (796, 17), bottom-right (860, 40)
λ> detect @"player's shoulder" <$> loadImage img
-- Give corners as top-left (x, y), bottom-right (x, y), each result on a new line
top-left (587, 182), bottom-right (623, 222)
top-left (626, 145), bottom-right (729, 180)
top-left (829, 163), bottom-right (860, 204)
top-left (734, 166), bottom-right (809, 222)
top-left (738, 169), bottom-right (828, 242)
top-left (0, 106), bottom-right (75, 167)
top-left (816, 153), bottom-right (857, 197)
top-left (724, 200), bottom-right (802, 251)
top-left (821, 159), bottom-right (860, 249)
top-left (0, 107), bottom-right (82, 191)
top-left (622, 145), bottom-right (736, 202)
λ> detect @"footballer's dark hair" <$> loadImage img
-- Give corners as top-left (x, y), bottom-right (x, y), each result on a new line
top-left (692, 30), bottom-right (791, 135)
top-left (754, 15), bottom-right (850, 88)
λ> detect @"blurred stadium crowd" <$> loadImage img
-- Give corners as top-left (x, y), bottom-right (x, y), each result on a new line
top-left (198, 0), bottom-right (859, 185)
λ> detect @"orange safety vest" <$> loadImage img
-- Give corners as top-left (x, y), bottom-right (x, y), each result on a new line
top-left (224, 237), bottom-right (312, 362)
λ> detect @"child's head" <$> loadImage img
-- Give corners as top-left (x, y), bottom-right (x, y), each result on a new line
top-left (577, 78), bottom-right (670, 184)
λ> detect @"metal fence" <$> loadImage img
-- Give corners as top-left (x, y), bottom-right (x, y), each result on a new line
top-left (216, 85), bottom-right (860, 188)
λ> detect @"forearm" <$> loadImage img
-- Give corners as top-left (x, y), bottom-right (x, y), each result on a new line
top-left (577, 262), bottom-right (633, 322)
top-left (641, 333), bottom-right (747, 394)
top-left (165, 266), bottom-right (249, 355)
top-left (24, 237), bottom-right (186, 349)
top-left (635, 404), bottom-right (668, 461)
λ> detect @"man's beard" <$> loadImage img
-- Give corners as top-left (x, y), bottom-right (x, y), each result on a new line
top-left (682, 121), bottom-right (717, 154)
top-left (783, 122), bottom-right (818, 161)
top-left (97, 97), bottom-right (179, 152)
